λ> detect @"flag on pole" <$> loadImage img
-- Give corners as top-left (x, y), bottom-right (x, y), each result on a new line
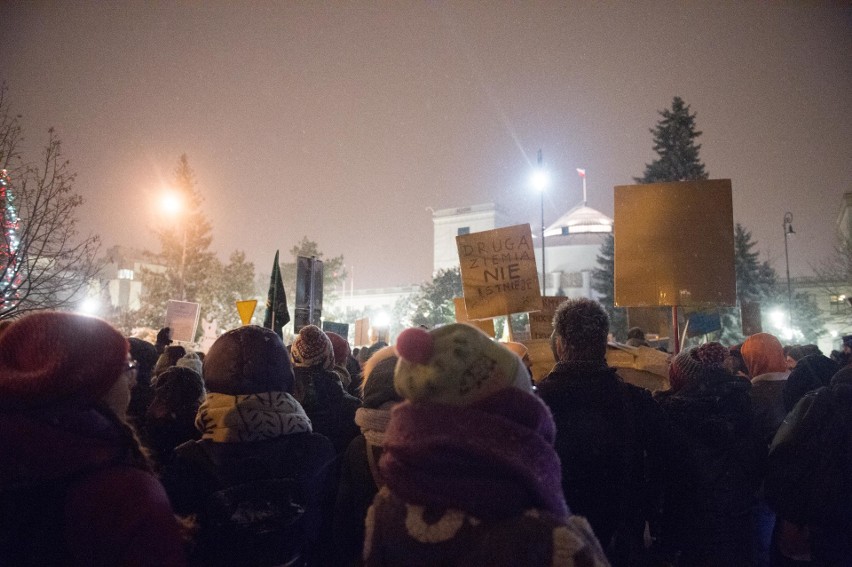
top-left (263, 250), bottom-right (290, 338)
top-left (576, 168), bottom-right (586, 178)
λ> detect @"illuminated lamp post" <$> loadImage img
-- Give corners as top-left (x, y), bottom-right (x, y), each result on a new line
top-left (162, 192), bottom-right (188, 301)
top-left (530, 149), bottom-right (550, 296)
top-left (783, 212), bottom-right (794, 330)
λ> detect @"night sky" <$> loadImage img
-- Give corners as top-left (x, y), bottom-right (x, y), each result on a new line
top-left (1, 2), bottom-right (849, 289)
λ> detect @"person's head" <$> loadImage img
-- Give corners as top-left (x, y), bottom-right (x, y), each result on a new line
top-left (128, 337), bottom-right (158, 388)
top-left (393, 324), bottom-right (530, 406)
top-left (741, 333), bottom-right (787, 378)
top-left (726, 344), bottom-right (749, 377)
top-left (175, 351), bottom-right (203, 378)
top-left (551, 298), bottom-right (609, 362)
top-left (0, 311), bottom-right (133, 417)
top-left (785, 345), bottom-right (803, 370)
top-left (361, 345), bottom-right (403, 409)
top-left (842, 334), bottom-right (852, 355)
top-left (668, 342), bottom-right (729, 393)
top-left (148, 366), bottom-right (206, 414)
top-left (326, 332), bottom-right (352, 367)
top-left (783, 354), bottom-right (840, 411)
top-left (153, 344), bottom-right (187, 378)
top-left (203, 325), bottom-right (295, 395)
top-left (290, 325), bottom-right (335, 371)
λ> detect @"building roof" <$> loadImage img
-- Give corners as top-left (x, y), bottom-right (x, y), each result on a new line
top-left (544, 204), bottom-right (613, 237)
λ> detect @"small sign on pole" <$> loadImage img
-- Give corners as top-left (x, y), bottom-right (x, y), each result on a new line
top-left (236, 299), bottom-right (258, 326)
top-left (165, 300), bottom-right (201, 343)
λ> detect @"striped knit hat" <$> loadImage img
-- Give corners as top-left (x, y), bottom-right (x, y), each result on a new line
top-left (291, 325), bottom-right (334, 370)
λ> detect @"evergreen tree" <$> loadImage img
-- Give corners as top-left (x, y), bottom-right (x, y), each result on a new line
top-left (403, 267), bottom-right (463, 329)
top-left (135, 155), bottom-right (219, 333)
top-left (281, 236), bottom-right (347, 307)
top-left (204, 250), bottom-right (258, 332)
top-left (721, 224), bottom-right (778, 343)
top-left (635, 96), bottom-right (708, 184)
top-left (591, 233), bottom-right (628, 340)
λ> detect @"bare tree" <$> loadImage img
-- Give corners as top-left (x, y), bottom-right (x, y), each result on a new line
top-left (0, 83), bottom-right (101, 320)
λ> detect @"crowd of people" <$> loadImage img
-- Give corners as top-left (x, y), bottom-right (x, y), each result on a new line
top-left (0, 299), bottom-right (850, 566)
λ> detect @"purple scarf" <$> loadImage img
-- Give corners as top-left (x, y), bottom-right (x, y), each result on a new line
top-left (380, 388), bottom-right (569, 522)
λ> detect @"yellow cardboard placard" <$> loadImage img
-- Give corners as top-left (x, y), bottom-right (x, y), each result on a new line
top-left (614, 180), bottom-right (736, 307)
top-left (528, 296), bottom-right (567, 340)
top-left (453, 297), bottom-right (496, 337)
top-left (456, 223), bottom-right (542, 319)
top-left (236, 299), bottom-right (258, 326)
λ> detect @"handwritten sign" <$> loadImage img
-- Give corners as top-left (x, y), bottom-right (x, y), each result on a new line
top-left (528, 296), bottom-right (566, 340)
top-left (453, 297), bottom-right (496, 337)
top-left (456, 224), bottom-right (542, 319)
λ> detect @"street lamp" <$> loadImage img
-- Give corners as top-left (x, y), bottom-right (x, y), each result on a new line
top-left (162, 191), bottom-right (188, 301)
top-left (783, 212), bottom-right (794, 329)
top-left (530, 149), bottom-right (550, 296)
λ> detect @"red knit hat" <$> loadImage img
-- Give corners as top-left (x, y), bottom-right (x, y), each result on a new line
top-left (0, 311), bottom-right (129, 410)
top-left (326, 332), bottom-right (351, 366)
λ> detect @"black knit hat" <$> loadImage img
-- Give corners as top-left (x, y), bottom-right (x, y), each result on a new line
top-left (203, 325), bottom-right (295, 395)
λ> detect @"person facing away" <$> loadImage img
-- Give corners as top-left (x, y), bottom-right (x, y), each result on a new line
top-left (291, 324), bottom-right (361, 455)
top-left (654, 342), bottom-right (765, 565)
top-left (741, 332), bottom-right (791, 448)
top-left (333, 345), bottom-right (404, 566)
top-left (364, 323), bottom-right (608, 567)
top-left (0, 311), bottom-right (186, 566)
top-left (160, 325), bottom-right (336, 567)
top-left (537, 298), bottom-right (675, 566)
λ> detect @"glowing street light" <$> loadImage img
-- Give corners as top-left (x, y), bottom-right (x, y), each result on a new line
top-left (530, 149), bottom-right (550, 295)
top-left (162, 191), bottom-right (188, 301)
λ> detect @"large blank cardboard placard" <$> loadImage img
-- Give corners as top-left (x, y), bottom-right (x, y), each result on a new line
top-left (614, 180), bottom-right (736, 307)
top-left (456, 224), bottom-right (542, 319)
top-left (165, 300), bottom-right (201, 343)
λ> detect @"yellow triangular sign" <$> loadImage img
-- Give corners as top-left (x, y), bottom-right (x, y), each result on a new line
top-left (236, 299), bottom-right (258, 326)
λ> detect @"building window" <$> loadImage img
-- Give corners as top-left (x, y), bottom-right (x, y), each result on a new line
top-left (830, 294), bottom-right (849, 314)
top-left (118, 269), bottom-right (134, 280)
top-left (457, 227), bottom-right (470, 236)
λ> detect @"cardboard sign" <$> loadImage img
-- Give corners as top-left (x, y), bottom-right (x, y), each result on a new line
top-left (354, 318), bottom-right (370, 347)
top-left (453, 297), bottom-right (496, 337)
top-left (456, 224), bottom-right (542, 319)
top-left (528, 296), bottom-right (566, 340)
top-left (236, 299), bottom-right (257, 326)
top-left (614, 180), bottom-right (736, 307)
top-left (165, 300), bottom-right (201, 343)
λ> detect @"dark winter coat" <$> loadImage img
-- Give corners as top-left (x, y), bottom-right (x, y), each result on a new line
top-left (0, 406), bottom-right (187, 566)
top-left (294, 365), bottom-right (361, 454)
top-left (538, 360), bottom-right (676, 564)
top-left (749, 372), bottom-right (789, 447)
top-left (161, 432), bottom-right (336, 565)
top-left (333, 434), bottom-right (383, 565)
top-left (655, 369), bottom-right (765, 564)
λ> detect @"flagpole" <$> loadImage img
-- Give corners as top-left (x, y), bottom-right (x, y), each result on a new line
top-left (583, 174), bottom-right (587, 206)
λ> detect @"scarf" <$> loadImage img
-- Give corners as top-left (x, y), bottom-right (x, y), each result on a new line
top-left (380, 388), bottom-right (568, 522)
top-left (355, 406), bottom-right (393, 446)
top-left (195, 391), bottom-right (312, 443)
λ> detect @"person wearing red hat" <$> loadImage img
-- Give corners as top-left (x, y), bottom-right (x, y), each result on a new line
top-left (0, 311), bottom-right (186, 566)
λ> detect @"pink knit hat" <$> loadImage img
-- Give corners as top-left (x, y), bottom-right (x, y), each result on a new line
top-left (0, 311), bottom-right (129, 410)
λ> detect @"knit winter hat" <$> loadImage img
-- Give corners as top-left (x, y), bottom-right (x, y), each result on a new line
top-left (153, 345), bottom-right (187, 378)
top-left (394, 323), bottom-right (528, 406)
top-left (203, 325), bottom-right (295, 395)
top-left (150, 366), bottom-right (206, 412)
top-left (326, 332), bottom-right (351, 366)
top-left (669, 342), bottom-right (729, 392)
top-left (361, 345), bottom-right (402, 409)
top-left (291, 325), bottom-right (334, 370)
top-left (0, 311), bottom-right (129, 410)
top-left (741, 333), bottom-right (787, 378)
top-left (176, 351), bottom-right (203, 377)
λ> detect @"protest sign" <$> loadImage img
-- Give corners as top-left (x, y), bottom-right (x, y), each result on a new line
top-left (165, 300), bottom-right (201, 343)
top-left (614, 179), bottom-right (736, 307)
top-left (456, 224), bottom-right (542, 319)
top-left (453, 297), bottom-right (496, 337)
top-left (528, 296), bottom-right (566, 340)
